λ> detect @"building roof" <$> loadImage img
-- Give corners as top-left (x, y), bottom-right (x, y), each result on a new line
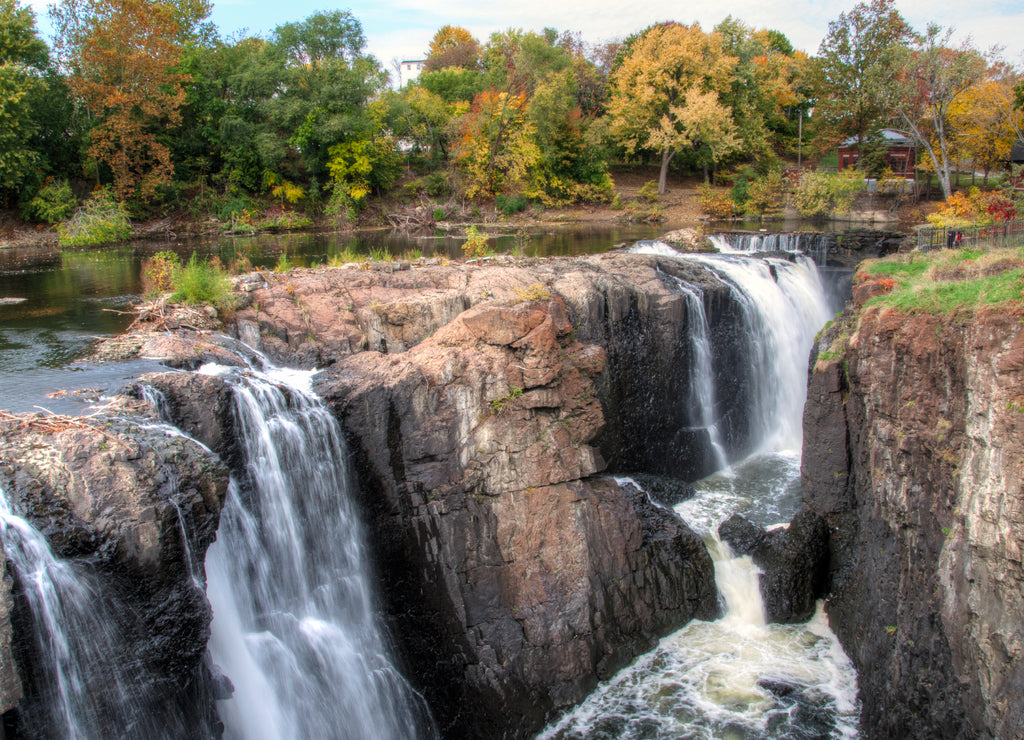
top-left (840, 129), bottom-right (916, 147)
top-left (1010, 142), bottom-right (1024, 163)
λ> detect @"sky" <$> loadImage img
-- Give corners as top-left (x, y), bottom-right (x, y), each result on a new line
top-left (28, 0), bottom-right (1024, 79)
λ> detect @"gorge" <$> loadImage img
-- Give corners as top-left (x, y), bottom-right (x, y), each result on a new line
top-left (0, 237), bottom-right (1021, 739)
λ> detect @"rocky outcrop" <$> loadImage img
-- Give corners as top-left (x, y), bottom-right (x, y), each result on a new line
top-left (718, 511), bottom-right (830, 623)
top-left (0, 411), bottom-right (230, 737)
top-left (316, 297), bottom-right (718, 737)
top-left (802, 307), bottom-right (1024, 739)
top-left (229, 254), bottom-right (753, 480)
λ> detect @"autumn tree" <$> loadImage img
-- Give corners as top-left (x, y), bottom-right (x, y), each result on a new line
top-left (454, 90), bottom-right (540, 198)
top-left (947, 70), bottom-right (1023, 184)
top-left (0, 0), bottom-right (48, 200)
top-left (608, 22), bottom-right (739, 193)
top-left (424, 25), bottom-right (481, 71)
top-left (884, 25), bottom-right (988, 198)
top-left (813, 0), bottom-right (912, 146)
top-left (57, 0), bottom-right (190, 202)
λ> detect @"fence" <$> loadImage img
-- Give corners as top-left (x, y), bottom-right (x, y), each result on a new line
top-left (917, 219), bottom-right (1024, 251)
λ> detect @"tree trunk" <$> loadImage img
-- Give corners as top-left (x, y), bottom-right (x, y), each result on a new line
top-left (658, 149), bottom-right (674, 195)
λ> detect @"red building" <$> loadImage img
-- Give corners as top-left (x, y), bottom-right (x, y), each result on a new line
top-left (837, 129), bottom-right (917, 176)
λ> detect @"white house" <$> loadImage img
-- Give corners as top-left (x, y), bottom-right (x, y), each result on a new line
top-left (399, 59), bottom-right (427, 87)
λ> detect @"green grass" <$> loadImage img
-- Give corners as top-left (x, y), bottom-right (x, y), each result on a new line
top-left (171, 253), bottom-right (230, 306)
top-left (861, 247), bottom-right (1024, 315)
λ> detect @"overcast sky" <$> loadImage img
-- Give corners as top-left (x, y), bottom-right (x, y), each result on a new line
top-left (29, 0), bottom-right (1024, 76)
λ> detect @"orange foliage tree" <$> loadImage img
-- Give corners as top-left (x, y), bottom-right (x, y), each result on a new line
top-left (60, 0), bottom-right (188, 202)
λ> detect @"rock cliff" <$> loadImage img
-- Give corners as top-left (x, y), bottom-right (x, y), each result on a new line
top-left (802, 305), bottom-right (1024, 739)
top-left (0, 409), bottom-right (230, 737)
top-left (315, 297), bottom-right (718, 736)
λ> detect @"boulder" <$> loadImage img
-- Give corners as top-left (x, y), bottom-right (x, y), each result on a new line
top-left (317, 297), bottom-right (719, 737)
top-left (718, 510), bottom-right (830, 624)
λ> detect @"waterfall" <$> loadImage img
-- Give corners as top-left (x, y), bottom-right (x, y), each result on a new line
top-left (669, 277), bottom-right (729, 471)
top-left (709, 233), bottom-right (832, 265)
top-left (199, 363), bottom-right (430, 740)
top-left (542, 460), bottom-right (859, 739)
top-left (0, 488), bottom-right (152, 739)
top-left (689, 253), bottom-right (830, 455)
top-left (632, 242), bottom-right (831, 459)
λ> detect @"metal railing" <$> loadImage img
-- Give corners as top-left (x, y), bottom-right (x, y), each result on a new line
top-left (917, 219), bottom-right (1024, 251)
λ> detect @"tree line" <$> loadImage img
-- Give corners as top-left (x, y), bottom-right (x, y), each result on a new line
top-left (1, 0), bottom-right (1022, 230)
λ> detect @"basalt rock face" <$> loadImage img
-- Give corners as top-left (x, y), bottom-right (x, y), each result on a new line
top-left (0, 411), bottom-right (230, 737)
top-left (717, 511), bottom-right (829, 624)
top-left (802, 308), bottom-right (1024, 739)
top-left (233, 253), bottom-right (750, 481)
top-left (315, 298), bottom-right (719, 738)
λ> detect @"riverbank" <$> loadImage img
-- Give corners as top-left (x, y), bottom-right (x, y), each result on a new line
top-left (0, 167), bottom-right (933, 252)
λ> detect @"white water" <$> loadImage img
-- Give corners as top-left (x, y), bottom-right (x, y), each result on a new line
top-left (0, 487), bottom-right (151, 738)
top-left (541, 455), bottom-right (860, 740)
top-left (543, 242), bottom-right (857, 738)
top-left (200, 363), bottom-right (429, 740)
top-left (670, 277), bottom-right (729, 471)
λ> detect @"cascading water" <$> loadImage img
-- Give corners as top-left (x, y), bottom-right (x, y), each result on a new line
top-left (0, 488), bottom-right (152, 739)
top-left (198, 362), bottom-right (430, 740)
top-left (669, 277), bottom-right (729, 471)
top-left (544, 241), bottom-right (858, 738)
top-left (709, 232), bottom-right (833, 265)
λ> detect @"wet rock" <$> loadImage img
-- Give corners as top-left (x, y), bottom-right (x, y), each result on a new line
top-left (718, 511), bottom-right (829, 624)
top-left (0, 411), bottom-right (229, 736)
top-left (622, 473), bottom-right (698, 508)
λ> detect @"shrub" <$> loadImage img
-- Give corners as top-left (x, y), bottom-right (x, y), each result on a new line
top-left (171, 253), bottom-right (229, 306)
top-left (462, 225), bottom-right (490, 258)
top-left (496, 193), bottom-right (528, 216)
top-left (425, 171), bottom-right (451, 198)
top-left (274, 252), bottom-right (294, 272)
top-left (25, 180), bottom-right (77, 224)
top-left (432, 206), bottom-right (446, 221)
top-left (141, 251), bottom-right (181, 295)
top-left (697, 184), bottom-right (737, 218)
top-left (57, 190), bottom-right (132, 247)
top-left (744, 170), bottom-right (787, 217)
top-left (638, 180), bottom-right (660, 203)
top-left (794, 171), bottom-right (862, 219)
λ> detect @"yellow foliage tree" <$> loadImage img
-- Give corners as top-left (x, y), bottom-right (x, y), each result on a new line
top-left (608, 23), bottom-right (739, 193)
top-left (947, 73), bottom-right (1023, 184)
top-left (454, 89), bottom-right (540, 199)
top-left (425, 24), bottom-right (481, 71)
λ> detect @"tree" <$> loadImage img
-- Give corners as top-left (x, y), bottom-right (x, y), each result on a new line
top-left (0, 0), bottom-right (48, 200)
top-left (58, 0), bottom-right (190, 202)
top-left (813, 0), bottom-right (912, 146)
top-left (454, 89), bottom-right (540, 198)
top-left (608, 22), bottom-right (739, 193)
top-left (424, 25), bottom-right (480, 71)
top-left (884, 25), bottom-right (988, 198)
top-left (947, 70), bottom-right (1023, 184)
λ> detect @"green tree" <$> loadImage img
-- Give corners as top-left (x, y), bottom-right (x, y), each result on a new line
top-left (813, 0), bottom-right (912, 147)
top-left (0, 0), bottom-right (48, 201)
top-left (608, 22), bottom-right (739, 193)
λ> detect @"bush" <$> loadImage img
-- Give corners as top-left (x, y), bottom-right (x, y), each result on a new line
top-left (496, 193), bottom-right (528, 216)
top-left (462, 225), bottom-right (490, 258)
top-left (698, 184), bottom-right (737, 218)
top-left (57, 190), bottom-right (132, 247)
top-left (638, 180), bottom-right (660, 203)
top-left (794, 171), bottom-right (862, 219)
top-left (432, 206), bottom-right (446, 221)
top-left (425, 171), bottom-right (451, 198)
top-left (744, 170), bottom-right (787, 217)
top-left (25, 180), bottom-right (77, 224)
top-left (141, 251), bottom-right (181, 295)
top-left (171, 253), bottom-right (229, 306)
